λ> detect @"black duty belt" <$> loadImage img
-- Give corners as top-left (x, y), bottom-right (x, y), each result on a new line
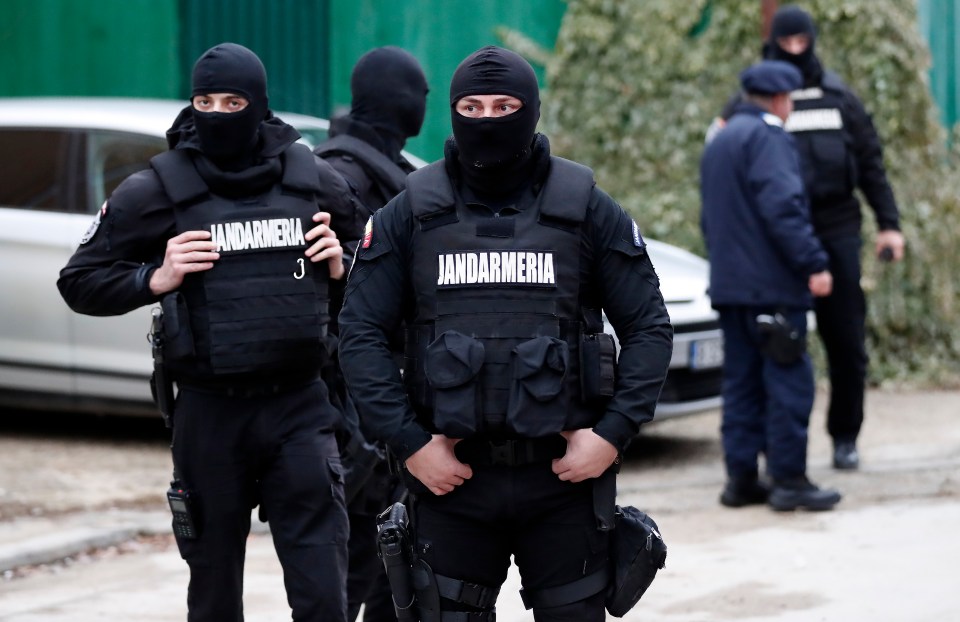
top-left (454, 435), bottom-right (567, 467)
top-left (178, 373), bottom-right (320, 398)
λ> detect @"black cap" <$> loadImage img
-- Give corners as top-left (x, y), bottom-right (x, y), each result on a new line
top-left (740, 60), bottom-right (803, 95)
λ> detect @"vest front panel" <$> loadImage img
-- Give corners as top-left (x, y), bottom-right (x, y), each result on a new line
top-left (152, 151), bottom-right (330, 378)
top-left (404, 166), bottom-right (603, 437)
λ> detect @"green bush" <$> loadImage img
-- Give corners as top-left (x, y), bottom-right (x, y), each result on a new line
top-left (541, 0), bottom-right (960, 386)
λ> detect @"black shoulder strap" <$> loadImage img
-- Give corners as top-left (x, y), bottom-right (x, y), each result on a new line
top-left (281, 143), bottom-right (322, 194)
top-left (406, 157), bottom-right (594, 225)
top-left (538, 156), bottom-right (595, 224)
top-left (149, 149), bottom-right (208, 206)
top-left (150, 144), bottom-right (321, 204)
top-left (406, 161), bottom-right (456, 220)
top-left (314, 134), bottom-right (408, 197)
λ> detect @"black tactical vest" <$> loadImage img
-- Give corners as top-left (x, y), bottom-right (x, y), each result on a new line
top-left (150, 144), bottom-right (330, 379)
top-left (785, 71), bottom-right (856, 201)
top-left (314, 134), bottom-right (409, 200)
top-left (403, 157), bottom-right (611, 439)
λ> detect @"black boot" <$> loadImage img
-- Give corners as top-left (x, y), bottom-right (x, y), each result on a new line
top-left (833, 441), bottom-right (860, 470)
top-left (720, 476), bottom-right (771, 508)
top-left (769, 476), bottom-right (841, 511)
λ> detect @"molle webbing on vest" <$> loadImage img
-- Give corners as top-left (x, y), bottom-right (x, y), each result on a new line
top-left (150, 144), bottom-right (330, 376)
top-left (403, 157), bottom-right (604, 435)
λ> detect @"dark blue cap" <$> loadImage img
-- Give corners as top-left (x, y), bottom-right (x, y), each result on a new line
top-left (739, 60), bottom-right (803, 95)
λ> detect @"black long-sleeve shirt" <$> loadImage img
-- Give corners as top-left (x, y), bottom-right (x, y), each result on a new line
top-left (337, 172), bottom-right (673, 461)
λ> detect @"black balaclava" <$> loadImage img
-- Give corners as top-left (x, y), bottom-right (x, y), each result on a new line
top-left (344, 46), bottom-right (428, 159)
top-left (766, 5), bottom-right (821, 84)
top-left (449, 46), bottom-right (541, 197)
top-left (190, 42), bottom-right (270, 169)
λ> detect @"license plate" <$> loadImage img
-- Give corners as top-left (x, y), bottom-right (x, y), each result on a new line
top-left (690, 338), bottom-right (724, 369)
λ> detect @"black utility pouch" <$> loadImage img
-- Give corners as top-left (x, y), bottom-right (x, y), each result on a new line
top-left (161, 292), bottom-right (196, 361)
top-left (424, 330), bottom-right (484, 438)
top-left (756, 313), bottom-right (805, 365)
top-left (506, 336), bottom-right (569, 436)
top-left (580, 332), bottom-right (617, 400)
top-left (605, 505), bottom-right (667, 617)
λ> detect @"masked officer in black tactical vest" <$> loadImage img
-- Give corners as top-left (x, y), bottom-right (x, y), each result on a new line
top-left (57, 43), bottom-right (351, 621)
top-left (314, 46), bottom-right (428, 622)
top-left (337, 46), bottom-right (673, 621)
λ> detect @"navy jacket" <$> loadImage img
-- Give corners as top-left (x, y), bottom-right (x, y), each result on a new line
top-left (700, 102), bottom-right (828, 309)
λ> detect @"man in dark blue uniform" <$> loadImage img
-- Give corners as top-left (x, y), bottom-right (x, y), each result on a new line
top-left (701, 60), bottom-right (842, 512)
top-left (710, 5), bottom-right (906, 470)
top-left (338, 46), bottom-right (672, 621)
top-left (57, 43), bottom-right (351, 621)
top-left (315, 46), bottom-right (429, 622)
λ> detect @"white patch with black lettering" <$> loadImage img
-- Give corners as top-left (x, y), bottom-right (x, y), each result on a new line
top-left (209, 217), bottom-right (306, 254)
top-left (436, 250), bottom-right (556, 288)
top-left (80, 201), bottom-right (108, 244)
top-left (785, 108), bottom-right (843, 133)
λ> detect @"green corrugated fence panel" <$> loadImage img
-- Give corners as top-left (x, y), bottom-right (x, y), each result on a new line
top-left (0, 0), bottom-right (179, 98)
top-left (329, 0), bottom-right (567, 161)
top-left (918, 0), bottom-right (960, 131)
top-left (178, 0), bottom-right (330, 118)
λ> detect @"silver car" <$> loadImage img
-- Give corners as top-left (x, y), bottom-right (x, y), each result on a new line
top-left (0, 97), bottom-right (721, 419)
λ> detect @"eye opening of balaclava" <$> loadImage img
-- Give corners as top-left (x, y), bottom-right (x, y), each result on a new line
top-left (190, 42), bottom-right (270, 167)
top-left (449, 45), bottom-right (541, 180)
top-left (350, 46), bottom-right (429, 147)
top-left (766, 5), bottom-right (818, 78)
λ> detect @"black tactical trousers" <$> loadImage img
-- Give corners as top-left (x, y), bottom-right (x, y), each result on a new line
top-left (171, 381), bottom-right (348, 622)
top-left (813, 235), bottom-right (868, 443)
top-left (411, 459), bottom-right (609, 622)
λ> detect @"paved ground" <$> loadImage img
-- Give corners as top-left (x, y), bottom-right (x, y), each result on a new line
top-left (0, 388), bottom-right (958, 620)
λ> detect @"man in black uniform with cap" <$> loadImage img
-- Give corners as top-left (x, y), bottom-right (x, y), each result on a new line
top-left (58, 43), bottom-right (351, 621)
top-left (338, 46), bottom-right (672, 621)
top-left (314, 46), bottom-right (428, 622)
top-left (767, 4), bottom-right (905, 471)
top-left (711, 5), bottom-right (906, 470)
top-left (701, 60), bottom-right (841, 512)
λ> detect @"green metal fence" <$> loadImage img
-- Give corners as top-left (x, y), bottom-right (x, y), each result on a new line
top-left (918, 0), bottom-right (960, 132)
top-left (0, 0), bottom-right (179, 98)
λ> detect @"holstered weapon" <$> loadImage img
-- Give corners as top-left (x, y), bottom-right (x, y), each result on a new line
top-left (376, 502), bottom-right (419, 621)
top-left (149, 306), bottom-right (176, 428)
top-left (593, 458), bottom-right (621, 531)
top-left (756, 311), bottom-right (805, 365)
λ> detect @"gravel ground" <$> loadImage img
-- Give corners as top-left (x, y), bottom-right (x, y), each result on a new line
top-left (1, 388), bottom-right (958, 620)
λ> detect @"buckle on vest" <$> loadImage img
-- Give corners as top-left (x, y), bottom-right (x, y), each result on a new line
top-left (488, 440), bottom-right (518, 466)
